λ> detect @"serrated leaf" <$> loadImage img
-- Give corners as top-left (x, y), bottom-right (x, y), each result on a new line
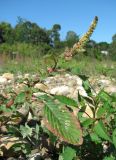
top-left (112, 129), bottom-right (116, 148)
top-left (40, 95), bottom-right (83, 145)
top-left (54, 95), bottom-right (78, 107)
top-left (94, 120), bottom-right (112, 142)
top-left (59, 146), bottom-right (76, 160)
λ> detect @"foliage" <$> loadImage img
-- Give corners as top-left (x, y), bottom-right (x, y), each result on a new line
top-left (0, 74), bottom-right (116, 159)
top-left (0, 22), bottom-right (14, 44)
top-left (0, 17), bottom-right (116, 61)
top-left (66, 31), bottom-right (79, 47)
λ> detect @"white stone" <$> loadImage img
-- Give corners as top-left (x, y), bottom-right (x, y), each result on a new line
top-left (33, 92), bottom-right (46, 97)
top-left (44, 77), bottom-right (54, 84)
top-left (65, 74), bottom-right (70, 77)
top-left (99, 79), bottom-right (111, 86)
top-left (2, 73), bottom-right (14, 80)
top-left (34, 83), bottom-right (48, 91)
top-left (0, 76), bottom-right (7, 84)
top-left (24, 73), bottom-right (30, 79)
top-left (17, 75), bottom-right (23, 79)
top-left (76, 77), bottom-right (83, 86)
top-left (50, 85), bottom-right (70, 95)
top-left (105, 86), bottom-right (116, 93)
top-left (77, 86), bottom-right (88, 97)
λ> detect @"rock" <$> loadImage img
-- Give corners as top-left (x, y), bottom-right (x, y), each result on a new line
top-left (0, 76), bottom-right (7, 84)
top-left (17, 74), bottom-right (23, 79)
top-left (33, 92), bottom-right (46, 97)
top-left (2, 73), bottom-right (14, 80)
top-left (14, 83), bottom-right (26, 94)
top-left (34, 83), bottom-right (48, 91)
top-left (76, 86), bottom-right (88, 97)
top-left (24, 73), bottom-right (30, 79)
top-left (67, 79), bottom-right (77, 87)
top-left (76, 77), bottom-right (83, 86)
top-left (105, 86), bottom-right (116, 93)
top-left (50, 85), bottom-right (70, 95)
top-left (98, 79), bottom-right (111, 86)
top-left (44, 77), bottom-right (55, 85)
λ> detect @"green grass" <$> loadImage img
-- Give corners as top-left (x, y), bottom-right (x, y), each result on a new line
top-left (0, 55), bottom-right (116, 79)
top-left (58, 56), bottom-right (116, 78)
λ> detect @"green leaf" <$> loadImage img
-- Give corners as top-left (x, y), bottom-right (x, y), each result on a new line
top-left (40, 95), bottom-right (83, 145)
top-left (59, 146), bottom-right (76, 160)
top-left (111, 93), bottom-right (116, 102)
top-left (82, 80), bottom-right (91, 96)
top-left (7, 125), bottom-right (20, 136)
top-left (90, 133), bottom-right (101, 143)
top-left (15, 92), bottom-right (25, 103)
top-left (97, 106), bottom-right (106, 118)
top-left (54, 95), bottom-right (78, 107)
top-left (112, 129), bottom-right (116, 148)
top-left (0, 105), bottom-right (12, 112)
top-left (20, 124), bottom-right (32, 138)
top-left (103, 155), bottom-right (115, 160)
top-left (94, 120), bottom-right (112, 142)
top-left (98, 90), bottom-right (111, 103)
top-left (82, 118), bottom-right (94, 128)
top-left (82, 96), bottom-right (94, 105)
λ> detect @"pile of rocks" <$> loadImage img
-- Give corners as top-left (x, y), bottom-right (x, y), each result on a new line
top-left (0, 73), bottom-right (14, 84)
top-left (0, 72), bottom-right (116, 98)
top-left (34, 74), bottom-right (87, 99)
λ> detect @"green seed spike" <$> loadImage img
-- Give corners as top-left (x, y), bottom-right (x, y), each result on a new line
top-left (64, 16), bottom-right (98, 60)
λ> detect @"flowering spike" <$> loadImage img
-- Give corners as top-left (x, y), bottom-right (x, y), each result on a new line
top-left (64, 16), bottom-right (98, 60)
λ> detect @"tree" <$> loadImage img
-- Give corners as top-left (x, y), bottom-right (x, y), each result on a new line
top-left (66, 31), bottom-right (79, 47)
top-left (112, 34), bottom-right (116, 43)
top-left (109, 34), bottom-right (116, 60)
top-left (14, 18), bottom-right (50, 45)
top-left (0, 22), bottom-right (14, 44)
top-left (51, 24), bottom-right (61, 48)
top-left (97, 42), bottom-right (109, 51)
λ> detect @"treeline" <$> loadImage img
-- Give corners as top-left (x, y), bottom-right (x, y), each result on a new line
top-left (0, 17), bottom-right (116, 60)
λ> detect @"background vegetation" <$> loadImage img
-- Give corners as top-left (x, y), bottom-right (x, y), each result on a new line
top-left (0, 17), bottom-right (116, 77)
top-left (0, 17), bottom-right (116, 59)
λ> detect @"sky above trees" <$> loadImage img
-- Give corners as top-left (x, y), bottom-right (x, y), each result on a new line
top-left (0, 0), bottom-right (116, 43)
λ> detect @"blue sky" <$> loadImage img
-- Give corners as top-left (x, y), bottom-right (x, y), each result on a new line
top-left (0, 0), bottom-right (116, 43)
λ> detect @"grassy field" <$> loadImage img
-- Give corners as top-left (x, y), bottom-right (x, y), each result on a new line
top-left (0, 54), bottom-right (116, 79)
